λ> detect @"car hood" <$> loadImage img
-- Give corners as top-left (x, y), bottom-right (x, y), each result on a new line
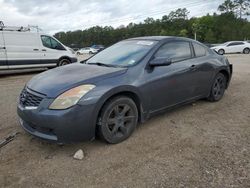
top-left (211, 45), bottom-right (225, 49)
top-left (27, 63), bottom-right (127, 98)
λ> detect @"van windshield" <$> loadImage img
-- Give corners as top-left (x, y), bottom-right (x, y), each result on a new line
top-left (85, 40), bottom-right (157, 67)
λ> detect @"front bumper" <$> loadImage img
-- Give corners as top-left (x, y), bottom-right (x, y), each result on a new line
top-left (17, 103), bottom-right (97, 143)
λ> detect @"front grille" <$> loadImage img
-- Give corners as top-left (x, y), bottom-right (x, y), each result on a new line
top-left (19, 88), bottom-right (44, 107)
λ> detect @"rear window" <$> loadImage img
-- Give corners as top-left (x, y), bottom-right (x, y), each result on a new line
top-left (193, 43), bottom-right (207, 57)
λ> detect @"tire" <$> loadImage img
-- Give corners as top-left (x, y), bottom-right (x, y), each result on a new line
top-left (208, 73), bottom-right (227, 102)
top-left (243, 48), bottom-right (250, 54)
top-left (218, 49), bottom-right (225, 55)
top-left (58, 59), bottom-right (71, 66)
top-left (76, 52), bottom-right (80, 55)
top-left (89, 51), bottom-right (93, 55)
top-left (98, 96), bottom-right (138, 144)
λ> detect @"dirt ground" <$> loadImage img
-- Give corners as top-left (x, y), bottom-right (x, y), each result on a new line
top-left (0, 54), bottom-right (249, 188)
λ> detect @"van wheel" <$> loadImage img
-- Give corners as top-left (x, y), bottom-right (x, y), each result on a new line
top-left (58, 59), bottom-right (70, 66)
top-left (98, 96), bottom-right (138, 144)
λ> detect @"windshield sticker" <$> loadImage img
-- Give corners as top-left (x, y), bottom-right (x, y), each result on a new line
top-left (137, 41), bottom-right (154, 46)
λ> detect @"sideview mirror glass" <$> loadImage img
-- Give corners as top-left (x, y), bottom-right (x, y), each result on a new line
top-left (149, 57), bottom-right (172, 67)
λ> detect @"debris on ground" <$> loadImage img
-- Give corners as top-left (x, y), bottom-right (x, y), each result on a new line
top-left (0, 132), bottom-right (20, 148)
top-left (73, 149), bottom-right (84, 160)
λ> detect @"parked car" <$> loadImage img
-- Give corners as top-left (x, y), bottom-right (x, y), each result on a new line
top-left (0, 24), bottom-right (77, 70)
top-left (91, 44), bottom-right (105, 52)
top-left (17, 36), bottom-right (232, 144)
top-left (211, 41), bottom-right (250, 55)
top-left (76, 47), bottom-right (98, 55)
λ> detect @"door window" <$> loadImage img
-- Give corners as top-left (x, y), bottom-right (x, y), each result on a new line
top-left (193, 43), bottom-right (207, 57)
top-left (154, 41), bottom-right (192, 62)
top-left (41, 35), bottom-right (65, 50)
top-left (227, 42), bottom-right (244, 46)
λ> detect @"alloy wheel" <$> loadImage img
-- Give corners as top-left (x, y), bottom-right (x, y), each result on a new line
top-left (212, 76), bottom-right (225, 100)
top-left (106, 104), bottom-right (136, 138)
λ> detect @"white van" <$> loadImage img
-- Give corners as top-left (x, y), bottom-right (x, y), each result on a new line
top-left (0, 23), bottom-right (77, 70)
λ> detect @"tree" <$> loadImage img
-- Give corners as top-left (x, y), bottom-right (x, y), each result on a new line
top-left (218, 0), bottom-right (250, 18)
top-left (234, 0), bottom-right (250, 18)
top-left (54, 7), bottom-right (250, 47)
top-left (218, 0), bottom-right (236, 13)
top-left (168, 8), bottom-right (190, 21)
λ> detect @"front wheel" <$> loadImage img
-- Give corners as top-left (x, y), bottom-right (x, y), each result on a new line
top-left (218, 49), bottom-right (225, 55)
top-left (98, 96), bottom-right (138, 144)
top-left (208, 73), bottom-right (227, 102)
top-left (58, 59), bottom-right (70, 66)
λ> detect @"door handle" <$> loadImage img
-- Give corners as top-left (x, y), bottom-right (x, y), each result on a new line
top-left (0, 47), bottom-right (6, 50)
top-left (33, 49), bottom-right (39, 51)
top-left (42, 49), bottom-right (47, 51)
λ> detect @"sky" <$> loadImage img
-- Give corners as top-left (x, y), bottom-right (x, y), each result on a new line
top-left (0, 0), bottom-right (225, 34)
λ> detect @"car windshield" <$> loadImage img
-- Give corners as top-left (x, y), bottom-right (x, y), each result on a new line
top-left (222, 42), bottom-right (230, 46)
top-left (85, 40), bottom-right (157, 67)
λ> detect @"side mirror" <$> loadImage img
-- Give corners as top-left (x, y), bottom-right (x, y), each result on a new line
top-left (149, 57), bottom-right (172, 67)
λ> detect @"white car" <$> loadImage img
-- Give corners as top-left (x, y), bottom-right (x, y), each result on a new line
top-left (211, 41), bottom-right (250, 55)
top-left (76, 47), bottom-right (98, 55)
top-left (0, 23), bottom-right (77, 70)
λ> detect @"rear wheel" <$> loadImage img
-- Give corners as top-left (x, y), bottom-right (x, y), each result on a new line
top-left (218, 49), bottom-right (225, 55)
top-left (58, 59), bottom-right (71, 66)
top-left (208, 73), bottom-right (227, 102)
top-left (243, 48), bottom-right (250, 54)
top-left (98, 96), bottom-right (138, 144)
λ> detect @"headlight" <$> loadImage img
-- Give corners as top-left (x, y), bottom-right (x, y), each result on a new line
top-left (49, 84), bottom-right (95, 110)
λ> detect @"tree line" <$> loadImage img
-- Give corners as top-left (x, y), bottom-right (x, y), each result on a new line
top-left (54, 0), bottom-right (250, 48)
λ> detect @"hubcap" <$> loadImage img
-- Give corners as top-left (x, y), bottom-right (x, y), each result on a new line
top-left (106, 104), bottom-right (135, 137)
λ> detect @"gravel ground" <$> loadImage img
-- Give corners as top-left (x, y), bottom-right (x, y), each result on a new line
top-left (0, 54), bottom-right (249, 188)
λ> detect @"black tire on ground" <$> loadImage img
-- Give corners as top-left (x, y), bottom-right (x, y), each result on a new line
top-left (243, 48), bottom-right (250, 54)
top-left (76, 52), bottom-right (80, 55)
top-left (58, 59), bottom-right (71, 66)
top-left (89, 51), bottom-right (93, 54)
top-left (208, 73), bottom-right (227, 102)
top-left (218, 49), bottom-right (225, 55)
top-left (98, 96), bottom-right (138, 144)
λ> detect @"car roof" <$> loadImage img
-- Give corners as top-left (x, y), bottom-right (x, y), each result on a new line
top-left (127, 36), bottom-right (195, 42)
top-left (226, 41), bottom-right (245, 43)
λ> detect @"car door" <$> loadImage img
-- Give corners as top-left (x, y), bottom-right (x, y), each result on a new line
top-left (40, 35), bottom-right (66, 65)
top-left (0, 31), bottom-right (7, 69)
top-left (226, 42), bottom-right (244, 53)
top-left (142, 40), bottom-right (199, 112)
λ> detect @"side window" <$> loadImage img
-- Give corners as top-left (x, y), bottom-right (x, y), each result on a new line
top-left (41, 35), bottom-right (65, 50)
top-left (193, 43), bottom-right (207, 57)
top-left (41, 35), bottom-right (51, 48)
top-left (154, 41), bottom-right (192, 62)
top-left (228, 42), bottom-right (244, 46)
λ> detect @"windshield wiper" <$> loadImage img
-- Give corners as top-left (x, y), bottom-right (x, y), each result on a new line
top-left (87, 62), bottom-right (120, 68)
